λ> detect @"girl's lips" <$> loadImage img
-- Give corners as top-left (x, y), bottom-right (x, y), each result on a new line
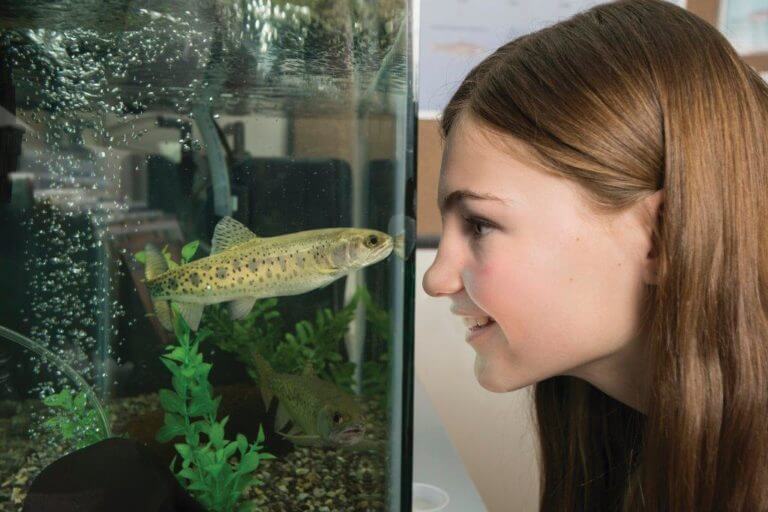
top-left (461, 315), bottom-right (494, 328)
top-left (466, 318), bottom-right (496, 342)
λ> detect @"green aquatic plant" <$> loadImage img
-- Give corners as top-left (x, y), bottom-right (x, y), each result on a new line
top-left (281, 295), bottom-right (361, 392)
top-left (203, 287), bottom-right (370, 393)
top-left (134, 241), bottom-right (197, 268)
top-left (42, 388), bottom-right (107, 450)
top-left (361, 353), bottom-right (389, 412)
top-left (203, 298), bottom-right (284, 370)
top-left (357, 287), bottom-right (392, 410)
top-left (202, 284), bottom-right (394, 401)
top-left (156, 306), bottom-right (274, 512)
top-left (0, 325), bottom-right (112, 445)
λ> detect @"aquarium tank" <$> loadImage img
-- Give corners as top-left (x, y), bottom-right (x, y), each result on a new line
top-left (0, 0), bottom-right (415, 510)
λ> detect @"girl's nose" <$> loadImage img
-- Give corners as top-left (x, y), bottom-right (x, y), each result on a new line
top-left (422, 243), bottom-right (463, 297)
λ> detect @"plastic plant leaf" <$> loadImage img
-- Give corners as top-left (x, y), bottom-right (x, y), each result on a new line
top-left (238, 452), bottom-right (262, 473)
top-left (204, 461), bottom-right (225, 478)
top-left (195, 328), bottom-right (213, 344)
top-left (222, 441), bottom-right (238, 460)
top-left (172, 375), bottom-right (187, 396)
top-left (195, 363), bottom-right (213, 380)
top-left (185, 430), bottom-right (201, 447)
top-left (157, 423), bottom-right (186, 443)
top-left (209, 423), bottom-right (224, 446)
top-left (188, 395), bottom-right (212, 417)
top-left (197, 449), bottom-right (215, 468)
top-left (257, 425), bottom-right (265, 444)
top-left (164, 413), bottom-right (185, 429)
top-left (175, 443), bottom-right (193, 459)
top-left (159, 389), bottom-right (186, 415)
top-left (188, 481), bottom-right (209, 492)
top-left (181, 241), bottom-right (200, 263)
top-left (60, 421), bottom-right (75, 439)
top-left (44, 389), bottom-right (73, 409)
top-left (166, 346), bottom-right (187, 362)
top-left (236, 434), bottom-right (248, 455)
top-left (160, 357), bottom-right (180, 375)
top-left (134, 250), bottom-right (147, 264)
top-left (73, 392), bottom-right (87, 410)
top-left (177, 468), bottom-right (198, 481)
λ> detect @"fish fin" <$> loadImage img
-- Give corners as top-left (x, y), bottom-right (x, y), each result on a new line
top-left (211, 216), bottom-right (258, 254)
top-left (144, 244), bottom-right (168, 280)
top-left (228, 297), bottom-right (257, 320)
top-left (152, 299), bottom-right (173, 331)
top-left (251, 350), bottom-right (274, 408)
top-left (260, 386), bottom-right (274, 411)
top-left (175, 302), bottom-right (204, 331)
top-left (274, 402), bottom-right (292, 432)
top-left (278, 432), bottom-right (326, 447)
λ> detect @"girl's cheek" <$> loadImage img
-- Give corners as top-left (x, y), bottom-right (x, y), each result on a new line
top-left (463, 261), bottom-right (503, 312)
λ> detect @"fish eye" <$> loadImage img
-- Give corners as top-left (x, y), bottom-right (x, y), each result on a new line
top-left (333, 413), bottom-right (343, 424)
top-left (366, 235), bottom-right (379, 247)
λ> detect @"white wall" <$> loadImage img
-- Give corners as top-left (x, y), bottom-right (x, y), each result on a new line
top-left (415, 248), bottom-right (540, 512)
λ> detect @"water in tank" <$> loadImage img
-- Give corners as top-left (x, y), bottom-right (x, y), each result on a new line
top-left (0, 1), bottom-right (415, 510)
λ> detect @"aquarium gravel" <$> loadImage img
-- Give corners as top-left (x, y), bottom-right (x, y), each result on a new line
top-left (0, 391), bottom-right (388, 512)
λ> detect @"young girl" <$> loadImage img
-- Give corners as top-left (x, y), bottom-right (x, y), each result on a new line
top-left (422, 0), bottom-right (768, 510)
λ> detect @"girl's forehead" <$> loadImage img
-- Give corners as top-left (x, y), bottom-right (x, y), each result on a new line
top-left (440, 130), bottom-right (538, 198)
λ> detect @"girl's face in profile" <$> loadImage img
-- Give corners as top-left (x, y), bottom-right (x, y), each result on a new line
top-left (422, 113), bottom-right (660, 409)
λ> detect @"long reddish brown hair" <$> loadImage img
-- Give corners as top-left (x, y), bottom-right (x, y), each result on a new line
top-left (439, 1), bottom-right (768, 509)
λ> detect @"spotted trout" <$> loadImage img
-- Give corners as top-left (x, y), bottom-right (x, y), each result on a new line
top-left (251, 349), bottom-right (368, 449)
top-left (143, 216), bottom-right (393, 331)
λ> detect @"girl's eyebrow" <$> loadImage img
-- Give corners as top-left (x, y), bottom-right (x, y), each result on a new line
top-left (438, 189), bottom-right (514, 215)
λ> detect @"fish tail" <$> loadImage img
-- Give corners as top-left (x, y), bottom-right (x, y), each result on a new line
top-left (251, 350), bottom-right (274, 409)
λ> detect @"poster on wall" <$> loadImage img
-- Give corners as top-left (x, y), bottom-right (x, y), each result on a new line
top-left (418, 0), bottom-right (687, 118)
top-left (718, 0), bottom-right (768, 54)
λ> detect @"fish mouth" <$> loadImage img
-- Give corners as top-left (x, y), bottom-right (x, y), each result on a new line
top-left (374, 237), bottom-right (394, 260)
top-left (332, 425), bottom-right (365, 444)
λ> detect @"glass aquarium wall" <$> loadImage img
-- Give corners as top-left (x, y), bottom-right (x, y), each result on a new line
top-left (0, 0), bottom-right (414, 510)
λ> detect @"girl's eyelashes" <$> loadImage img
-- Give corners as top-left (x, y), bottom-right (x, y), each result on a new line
top-left (462, 215), bottom-right (495, 238)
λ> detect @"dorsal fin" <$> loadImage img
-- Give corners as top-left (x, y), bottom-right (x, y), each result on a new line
top-left (211, 216), bottom-right (258, 254)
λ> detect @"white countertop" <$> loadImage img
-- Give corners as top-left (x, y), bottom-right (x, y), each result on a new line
top-left (412, 376), bottom-right (487, 511)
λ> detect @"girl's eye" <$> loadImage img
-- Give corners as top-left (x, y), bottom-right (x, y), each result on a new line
top-left (463, 216), bottom-right (493, 238)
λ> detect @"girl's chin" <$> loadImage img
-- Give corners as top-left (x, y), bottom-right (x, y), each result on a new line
top-left (473, 354), bottom-right (529, 393)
